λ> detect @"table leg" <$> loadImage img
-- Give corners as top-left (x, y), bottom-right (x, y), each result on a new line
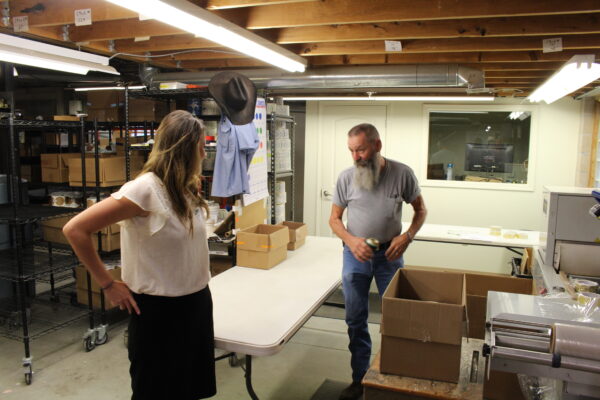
top-left (245, 355), bottom-right (259, 400)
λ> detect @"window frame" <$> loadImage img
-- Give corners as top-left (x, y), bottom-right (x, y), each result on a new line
top-left (420, 104), bottom-right (539, 192)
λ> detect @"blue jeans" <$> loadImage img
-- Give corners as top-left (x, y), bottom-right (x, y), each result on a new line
top-left (342, 244), bottom-right (403, 382)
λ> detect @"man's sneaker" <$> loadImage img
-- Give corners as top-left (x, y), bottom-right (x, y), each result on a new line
top-left (339, 381), bottom-right (363, 400)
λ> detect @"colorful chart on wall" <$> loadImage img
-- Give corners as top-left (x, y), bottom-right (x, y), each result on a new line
top-left (243, 98), bottom-right (268, 206)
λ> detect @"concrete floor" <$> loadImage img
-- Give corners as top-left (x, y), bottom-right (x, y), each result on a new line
top-left (0, 291), bottom-right (382, 400)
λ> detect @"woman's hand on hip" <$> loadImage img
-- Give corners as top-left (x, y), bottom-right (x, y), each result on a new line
top-left (104, 281), bottom-right (141, 315)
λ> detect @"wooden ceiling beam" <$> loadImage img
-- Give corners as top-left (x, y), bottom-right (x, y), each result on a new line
top-left (113, 35), bottom-right (222, 53)
top-left (180, 58), bottom-right (269, 68)
top-left (274, 14), bottom-right (600, 44)
top-left (9, 0), bottom-right (137, 27)
top-left (485, 78), bottom-right (545, 84)
top-left (464, 62), bottom-right (564, 71)
top-left (206, 0), bottom-right (318, 9)
top-left (136, 50), bottom-right (247, 61)
top-left (485, 71), bottom-right (551, 78)
top-left (299, 35), bottom-right (600, 56)
top-left (69, 19), bottom-right (186, 43)
top-left (218, 0), bottom-right (600, 29)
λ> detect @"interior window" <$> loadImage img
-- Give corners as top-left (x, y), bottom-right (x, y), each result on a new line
top-left (427, 111), bottom-right (531, 184)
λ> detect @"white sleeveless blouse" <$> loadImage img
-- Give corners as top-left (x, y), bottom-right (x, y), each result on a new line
top-left (111, 172), bottom-right (210, 297)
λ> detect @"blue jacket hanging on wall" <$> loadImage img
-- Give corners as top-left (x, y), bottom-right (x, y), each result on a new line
top-left (211, 115), bottom-right (259, 197)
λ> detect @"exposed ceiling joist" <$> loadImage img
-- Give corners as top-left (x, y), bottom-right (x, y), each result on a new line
top-left (206, 0), bottom-right (318, 9)
top-left (10, 0), bottom-right (137, 27)
top-left (299, 35), bottom-right (600, 56)
top-left (218, 0), bottom-right (600, 29)
top-left (273, 14), bottom-right (600, 44)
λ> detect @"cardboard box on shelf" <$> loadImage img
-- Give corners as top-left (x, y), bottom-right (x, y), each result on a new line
top-left (86, 91), bottom-right (124, 109)
top-left (43, 132), bottom-right (78, 147)
top-left (85, 108), bottom-right (121, 122)
top-left (129, 98), bottom-right (169, 122)
top-left (381, 268), bottom-right (466, 383)
top-left (115, 136), bottom-right (146, 155)
top-left (53, 115), bottom-right (80, 121)
top-left (40, 153), bottom-right (81, 183)
top-left (67, 155), bottom-right (144, 187)
top-left (279, 221), bottom-right (307, 250)
top-left (236, 224), bottom-right (289, 269)
top-left (75, 265), bottom-right (121, 309)
top-left (41, 215), bottom-right (121, 252)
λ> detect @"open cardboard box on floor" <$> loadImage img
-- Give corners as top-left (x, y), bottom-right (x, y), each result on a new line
top-left (41, 215), bottom-right (120, 252)
top-left (75, 265), bottom-right (121, 309)
top-left (236, 224), bottom-right (289, 269)
top-left (279, 221), bottom-right (307, 250)
top-left (381, 268), bottom-right (466, 383)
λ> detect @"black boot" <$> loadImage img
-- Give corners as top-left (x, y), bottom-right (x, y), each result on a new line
top-left (339, 381), bottom-right (363, 400)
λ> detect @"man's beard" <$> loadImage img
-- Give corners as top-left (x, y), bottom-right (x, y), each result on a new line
top-left (353, 153), bottom-right (382, 191)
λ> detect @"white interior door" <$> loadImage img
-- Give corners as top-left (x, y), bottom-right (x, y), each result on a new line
top-left (316, 104), bottom-right (388, 236)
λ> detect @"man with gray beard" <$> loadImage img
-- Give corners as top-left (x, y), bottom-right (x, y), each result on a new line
top-left (329, 123), bottom-right (427, 400)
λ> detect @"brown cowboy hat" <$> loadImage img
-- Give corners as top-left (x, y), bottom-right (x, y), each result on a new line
top-left (208, 71), bottom-right (257, 125)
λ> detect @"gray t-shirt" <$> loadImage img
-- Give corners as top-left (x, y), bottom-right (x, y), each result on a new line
top-left (333, 158), bottom-right (420, 243)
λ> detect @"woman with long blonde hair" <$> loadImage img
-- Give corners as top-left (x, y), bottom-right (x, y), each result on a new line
top-left (64, 110), bottom-right (216, 399)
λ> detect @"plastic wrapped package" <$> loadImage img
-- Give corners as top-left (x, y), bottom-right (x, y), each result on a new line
top-left (537, 291), bottom-right (600, 322)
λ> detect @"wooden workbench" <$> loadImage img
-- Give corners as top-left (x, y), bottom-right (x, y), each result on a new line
top-left (362, 339), bottom-right (484, 400)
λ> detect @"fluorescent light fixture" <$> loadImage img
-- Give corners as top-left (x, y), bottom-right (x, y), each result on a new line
top-left (105, 0), bottom-right (307, 73)
top-left (75, 86), bottom-right (146, 91)
top-left (509, 111), bottom-right (524, 119)
top-left (528, 55), bottom-right (600, 104)
top-left (282, 96), bottom-right (495, 101)
top-left (0, 33), bottom-right (119, 75)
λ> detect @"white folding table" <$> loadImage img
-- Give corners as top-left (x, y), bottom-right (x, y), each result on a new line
top-left (415, 223), bottom-right (541, 255)
top-left (210, 236), bottom-right (343, 399)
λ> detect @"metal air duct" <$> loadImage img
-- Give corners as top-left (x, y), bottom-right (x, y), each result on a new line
top-left (147, 65), bottom-right (485, 92)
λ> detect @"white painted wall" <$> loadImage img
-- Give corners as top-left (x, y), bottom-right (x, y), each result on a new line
top-left (304, 97), bottom-right (584, 274)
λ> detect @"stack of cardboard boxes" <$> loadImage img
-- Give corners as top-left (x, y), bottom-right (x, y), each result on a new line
top-left (233, 198), bottom-right (308, 270)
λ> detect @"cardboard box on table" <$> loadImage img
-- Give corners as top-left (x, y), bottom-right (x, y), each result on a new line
top-left (380, 268), bottom-right (466, 383)
top-left (40, 153), bottom-right (80, 183)
top-left (41, 215), bottom-right (121, 252)
top-left (236, 224), bottom-right (289, 269)
top-left (279, 221), bottom-right (307, 250)
top-left (75, 265), bottom-right (121, 309)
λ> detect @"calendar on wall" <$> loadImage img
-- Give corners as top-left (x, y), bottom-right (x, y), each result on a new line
top-left (243, 98), bottom-right (268, 206)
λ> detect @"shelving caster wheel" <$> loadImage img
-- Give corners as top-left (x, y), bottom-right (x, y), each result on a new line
top-left (229, 353), bottom-right (240, 367)
top-left (95, 324), bottom-right (109, 346)
top-left (83, 329), bottom-right (96, 352)
top-left (23, 357), bottom-right (33, 385)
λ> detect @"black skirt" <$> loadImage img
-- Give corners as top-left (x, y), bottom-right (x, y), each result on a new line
top-left (128, 286), bottom-right (216, 400)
